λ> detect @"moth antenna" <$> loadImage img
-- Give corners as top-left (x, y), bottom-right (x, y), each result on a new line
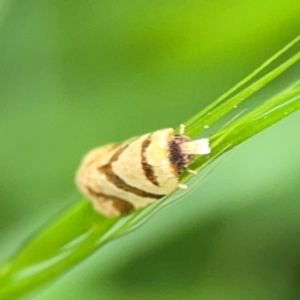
top-left (186, 168), bottom-right (197, 175)
top-left (180, 138), bottom-right (211, 155)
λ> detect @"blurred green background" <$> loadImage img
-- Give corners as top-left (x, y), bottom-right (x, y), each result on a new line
top-left (1, 0), bottom-right (300, 299)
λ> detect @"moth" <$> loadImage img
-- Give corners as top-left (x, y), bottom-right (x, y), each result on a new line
top-left (76, 124), bottom-right (211, 217)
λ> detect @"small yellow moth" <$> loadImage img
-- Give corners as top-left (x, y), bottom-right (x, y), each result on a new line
top-left (76, 124), bottom-right (211, 217)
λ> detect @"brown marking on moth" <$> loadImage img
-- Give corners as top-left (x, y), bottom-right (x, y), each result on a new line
top-left (99, 144), bottom-right (165, 199)
top-left (87, 187), bottom-right (134, 215)
top-left (168, 134), bottom-right (194, 174)
top-left (141, 134), bottom-right (159, 186)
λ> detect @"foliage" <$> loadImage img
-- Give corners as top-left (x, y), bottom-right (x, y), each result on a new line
top-left (0, 35), bottom-right (299, 299)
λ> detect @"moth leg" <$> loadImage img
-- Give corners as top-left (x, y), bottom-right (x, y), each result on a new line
top-left (178, 183), bottom-right (188, 189)
top-left (186, 168), bottom-right (197, 175)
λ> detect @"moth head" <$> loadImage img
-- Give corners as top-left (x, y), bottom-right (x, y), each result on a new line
top-left (168, 134), bottom-right (211, 174)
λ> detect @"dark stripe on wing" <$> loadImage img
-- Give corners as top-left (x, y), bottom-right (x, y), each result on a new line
top-left (141, 134), bottom-right (159, 186)
top-left (87, 187), bottom-right (134, 214)
top-left (99, 144), bottom-right (165, 199)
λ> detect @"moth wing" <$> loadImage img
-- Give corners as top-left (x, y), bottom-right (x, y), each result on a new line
top-left (89, 192), bottom-right (134, 217)
top-left (76, 143), bottom-right (137, 217)
top-left (76, 145), bottom-right (114, 196)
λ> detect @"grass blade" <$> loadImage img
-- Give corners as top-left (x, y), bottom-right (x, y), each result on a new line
top-left (0, 37), bottom-right (299, 299)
